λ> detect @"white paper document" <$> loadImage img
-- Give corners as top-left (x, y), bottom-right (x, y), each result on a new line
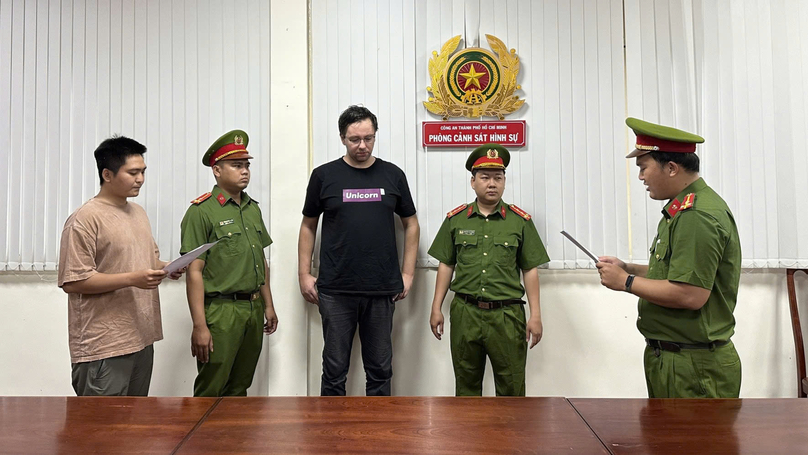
top-left (163, 240), bottom-right (221, 274)
top-left (560, 231), bottom-right (600, 264)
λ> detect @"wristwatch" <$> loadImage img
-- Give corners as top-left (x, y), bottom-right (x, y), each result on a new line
top-left (625, 274), bottom-right (635, 293)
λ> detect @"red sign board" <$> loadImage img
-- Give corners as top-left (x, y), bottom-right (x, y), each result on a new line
top-left (422, 121), bottom-right (526, 147)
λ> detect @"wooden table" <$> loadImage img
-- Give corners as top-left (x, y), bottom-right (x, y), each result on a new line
top-left (570, 398), bottom-right (808, 454)
top-left (0, 397), bottom-right (217, 454)
top-left (4, 396), bottom-right (808, 453)
top-left (177, 397), bottom-right (608, 454)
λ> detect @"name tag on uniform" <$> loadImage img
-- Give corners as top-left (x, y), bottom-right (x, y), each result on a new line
top-left (459, 230), bottom-right (475, 236)
top-left (219, 219), bottom-right (235, 226)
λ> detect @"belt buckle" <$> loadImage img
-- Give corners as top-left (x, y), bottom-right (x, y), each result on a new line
top-left (251, 292), bottom-right (259, 301)
top-left (477, 301), bottom-right (491, 310)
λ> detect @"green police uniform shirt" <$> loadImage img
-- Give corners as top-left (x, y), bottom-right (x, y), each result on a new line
top-left (639, 178), bottom-right (742, 344)
top-left (428, 200), bottom-right (550, 300)
top-left (180, 185), bottom-right (273, 296)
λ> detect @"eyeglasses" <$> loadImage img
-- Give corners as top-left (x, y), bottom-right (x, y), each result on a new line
top-left (345, 135), bottom-right (376, 145)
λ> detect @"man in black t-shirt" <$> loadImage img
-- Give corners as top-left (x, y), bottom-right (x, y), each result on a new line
top-left (298, 105), bottom-right (420, 396)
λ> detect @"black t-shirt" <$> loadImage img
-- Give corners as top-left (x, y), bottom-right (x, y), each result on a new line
top-left (302, 157), bottom-right (417, 295)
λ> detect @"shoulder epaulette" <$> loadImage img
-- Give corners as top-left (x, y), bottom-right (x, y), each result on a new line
top-left (680, 193), bottom-right (696, 211)
top-left (509, 204), bottom-right (532, 220)
top-left (447, 204), bottom-right (468, 218)
top-left (191, 192), bottom-right (212, 205)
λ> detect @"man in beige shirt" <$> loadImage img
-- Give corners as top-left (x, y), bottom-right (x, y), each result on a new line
top-left (58, 136), bottom-right (182, 396)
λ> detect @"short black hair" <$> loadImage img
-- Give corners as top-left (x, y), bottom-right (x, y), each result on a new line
top-left (94, 136), bottom-right (147, 185)
top-left (338, 105), bottom-right (378, 137)
top-left (471, 168), bottom-right (506, 177)
top-left (647, 151), bottom-right (700, 173)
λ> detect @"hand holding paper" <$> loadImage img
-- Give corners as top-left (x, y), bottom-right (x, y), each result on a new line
top-left (163, 240), bottom-right (221, 275)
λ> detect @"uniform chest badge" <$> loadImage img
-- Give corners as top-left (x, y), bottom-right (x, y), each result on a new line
top-left (458, 229), bottom-right (475, 236)
top-left (219, 219), bottom-right (234, 226)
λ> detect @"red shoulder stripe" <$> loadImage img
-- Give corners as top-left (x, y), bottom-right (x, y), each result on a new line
top-left (681, 193), bottom-right (696, 211)
top-left (191, 192), bottom-right (212, 205)
top-left (508, 204), bottom-right (532, 220)
top-left (447, 204), bottom-right (468, 218)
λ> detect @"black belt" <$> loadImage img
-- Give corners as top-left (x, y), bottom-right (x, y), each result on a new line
top-left (209, 291), bottom-right (260, 301)
top-left (456, 293), bottom-right (524, 310)
top-left (646, 338), bottom-right (729, 353)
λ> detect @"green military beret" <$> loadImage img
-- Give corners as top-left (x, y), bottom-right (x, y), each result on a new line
top-left (625, 117), bottom-right (704, 158)
top-left (202, 129), bottom-right (253, 166)
top-left (465, 143), bottom-right (511, 171)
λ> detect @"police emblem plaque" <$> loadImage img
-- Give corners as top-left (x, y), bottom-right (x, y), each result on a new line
top-left (424, 34), bottom-right (525, 120)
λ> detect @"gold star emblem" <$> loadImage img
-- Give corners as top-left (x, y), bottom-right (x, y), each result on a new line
top-left (460, 64), bottom-right (485, 90)
top-left (234, 135), bottom-right (244, 145)
top-left (487, 149), bottom-right (498, 159)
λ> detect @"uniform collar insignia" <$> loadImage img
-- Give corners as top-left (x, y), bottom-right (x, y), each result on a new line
top-left (665, 198), bottom-right (682, 218)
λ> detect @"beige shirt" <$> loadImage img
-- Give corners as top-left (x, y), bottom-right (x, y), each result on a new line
top-left (58, 198), bottom-right (163, 363)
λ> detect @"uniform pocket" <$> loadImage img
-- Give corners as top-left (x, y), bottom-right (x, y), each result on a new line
top-left (213, 224), bottom-right (244, 257)
top-left (493, 235), bottom-right (519, 265)
top-left (653, 241), bottom-right (669, 261)
top-left (455, 235), bottom-right (480, 265)
top-left (647, 240), bottom-right (670, 278)
top-left (683, 352), bottom-right (708, 397)
top-left (204, 301), bottom-right (220, 330)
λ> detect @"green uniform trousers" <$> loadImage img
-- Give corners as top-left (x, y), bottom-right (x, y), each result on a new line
top-left (194, 296), bottom-right (264, 397)
top-left (449, 295), bottom-right (527, 396)
top-left (643, 341), bottom-right (742, 398)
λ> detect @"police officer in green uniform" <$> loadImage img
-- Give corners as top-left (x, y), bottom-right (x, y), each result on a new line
top-left (428, 143), bottom-right (550, 396)
top-left (597, 118), bottom-right (742, 398)
top-left (180, 130), bottom-right (278, 397)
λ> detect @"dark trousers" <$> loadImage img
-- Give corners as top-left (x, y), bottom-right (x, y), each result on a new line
top-left (71, 345), bottom-right (154, 396)
top-left (318, 292), bottom-right (395, 396)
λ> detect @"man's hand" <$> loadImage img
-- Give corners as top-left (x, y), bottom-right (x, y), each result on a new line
top-left (191, 326), bottom-right (214, 363)
top-left (597, 260), bottom-right (630, 291)
top-left (130, 269), bottom-right (168, 289)
top-left (168, 267), bottom-right (186, 281)
top-left (264, 306), bottom-right (278, 335)
top-left (526, 315), bottom-right (543, 349)
top-left (395, 272), bottom-right (414, 301)
top-left (299, 273), bottom-right (319, 304)
top-left (597, 256), bottom-right (627, 271)
top-left (430, 309), bottom-right (445, 340)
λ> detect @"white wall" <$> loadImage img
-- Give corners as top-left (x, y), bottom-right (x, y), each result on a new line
top-left (2, 269), bottom-right (804, 398)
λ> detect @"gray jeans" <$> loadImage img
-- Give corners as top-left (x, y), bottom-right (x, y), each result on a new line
top-left (318, 292), bottom-right (395, 396)
top-left (71, 345), bottom-right (154, 396)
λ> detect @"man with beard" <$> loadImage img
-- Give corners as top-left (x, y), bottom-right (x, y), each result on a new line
top-left (298, 106), bottom-right (420, 396)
